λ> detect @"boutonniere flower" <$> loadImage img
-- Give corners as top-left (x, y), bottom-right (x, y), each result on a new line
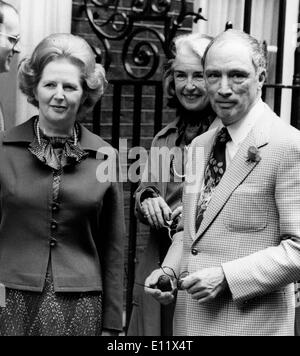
top-left (246, 146), bottom-right (261, 163)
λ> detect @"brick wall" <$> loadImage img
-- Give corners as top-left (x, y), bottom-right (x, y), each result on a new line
top-left (71, 0), bottom-right (194, 317)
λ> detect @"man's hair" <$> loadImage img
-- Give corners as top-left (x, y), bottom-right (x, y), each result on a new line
top-left (0, 1), bottom-right (18, 25)
top-left (202, 29), bottom-right (268, 74)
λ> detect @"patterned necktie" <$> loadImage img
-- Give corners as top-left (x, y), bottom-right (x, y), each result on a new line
top-left (195, 127), bottom-right (232, 231)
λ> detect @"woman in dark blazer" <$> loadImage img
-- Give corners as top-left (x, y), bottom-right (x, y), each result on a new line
top-left (0, 33), bottom-right (125, 336)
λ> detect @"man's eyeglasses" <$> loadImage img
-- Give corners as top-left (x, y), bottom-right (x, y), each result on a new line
top-left (0, 32), bottom-right (20, 51)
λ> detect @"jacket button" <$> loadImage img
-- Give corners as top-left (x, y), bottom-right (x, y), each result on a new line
top-left (51, 222), bottom-right (57, 231)
top-left (191, 248), bottom-right (199, 255)
top-left (52, 204), bottom-right (59, 213)
top-left (49, 238), bottom-right (57, 247)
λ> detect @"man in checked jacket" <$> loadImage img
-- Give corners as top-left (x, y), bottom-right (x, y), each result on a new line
top-left (145, 29), bottom-right (300, 336)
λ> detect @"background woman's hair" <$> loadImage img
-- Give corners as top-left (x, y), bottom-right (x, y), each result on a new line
top-left (18, 33), bottom-right (107, 120)
top-left (164, 33), bottom-right (213, 108)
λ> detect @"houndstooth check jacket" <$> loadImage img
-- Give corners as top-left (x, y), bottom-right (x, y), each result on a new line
top-left (173, 103), bottom-right (300, 336)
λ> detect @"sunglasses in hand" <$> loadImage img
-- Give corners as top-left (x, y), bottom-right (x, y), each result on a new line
top-left (135, 264), bottom-right (189, 292)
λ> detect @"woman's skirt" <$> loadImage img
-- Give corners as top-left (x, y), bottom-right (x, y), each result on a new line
top-left (0, 268), bottom-right (103, 336)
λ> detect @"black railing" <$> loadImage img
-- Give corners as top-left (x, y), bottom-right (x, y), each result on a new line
top-left (274, 0), bottom-right (287, 115)
top-left (243, 0), bottom-right (300, 126)
top-left (243, 0), bottom-right (252, 33)
top-left (262, 84), bottom-right (300, 120)
top-left (100, 79), bottom-right (163, 331)
top-left (291, 5), bottom-right (300, 129)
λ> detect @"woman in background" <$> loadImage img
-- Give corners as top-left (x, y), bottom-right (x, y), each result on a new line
top-left (0, 33), bottom-right (125, 336)
top-left (127, 33), bottom-right (216, 336)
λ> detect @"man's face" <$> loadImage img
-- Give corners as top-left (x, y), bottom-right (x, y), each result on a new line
top-left (0, 6), bottom-right (20, 73)
top-left (204, 40), bottom-right (265, 126)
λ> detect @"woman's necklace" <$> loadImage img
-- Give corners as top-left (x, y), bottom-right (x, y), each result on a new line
top-left (36, 120), bottom-right (78, 146)
top-left (172, 121), bottom-right (204, 179)
top-left (171, 145), bottom-right (189, 179)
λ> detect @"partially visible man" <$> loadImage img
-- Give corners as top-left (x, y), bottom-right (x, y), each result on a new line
top-left (0, 1), bottom-right (20, 130)
top-left (0, 1), bottom-right (20, 73)
top-left (145, 29), bottom-right (300, 336)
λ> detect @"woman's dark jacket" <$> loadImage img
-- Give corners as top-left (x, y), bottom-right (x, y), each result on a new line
top-left (0, 117), bottom-right (125, 331)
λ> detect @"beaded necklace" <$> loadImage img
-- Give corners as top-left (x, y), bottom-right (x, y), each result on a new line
top-left (171, 145), bottom-right (189, 179)
top-left (36, 120), bottom-right (78, 146)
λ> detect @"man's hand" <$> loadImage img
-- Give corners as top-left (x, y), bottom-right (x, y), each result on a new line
top-left (144, 269), bottom-right (175, 305)
top-left (141, 197), bottom-right (172, 229)
top-left (180, 267), bottom-right (228, 304)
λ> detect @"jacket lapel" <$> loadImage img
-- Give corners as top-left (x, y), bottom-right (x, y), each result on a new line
top-left (3, 117), bottom-right (36, 144)
top-left (194, 110), bottom-right (273, 241)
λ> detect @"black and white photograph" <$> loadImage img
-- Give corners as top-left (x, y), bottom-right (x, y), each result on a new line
top-left (0, 0), bottom-right (299, 340)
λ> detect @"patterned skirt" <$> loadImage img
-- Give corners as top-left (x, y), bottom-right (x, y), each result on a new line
top-left (0, 267), bottom-right (103, 336)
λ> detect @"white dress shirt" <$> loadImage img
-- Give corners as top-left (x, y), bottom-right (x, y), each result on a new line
top-left (223, 99), bottom-right (266, 166)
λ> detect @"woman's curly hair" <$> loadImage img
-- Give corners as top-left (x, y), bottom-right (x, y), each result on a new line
top-left (163, 33), bottom-right (213, 108)
top-left (18, 33), bottom-right (107, 120)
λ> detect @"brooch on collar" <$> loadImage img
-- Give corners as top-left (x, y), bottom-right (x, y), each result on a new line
top-left (246, 146), bottom-right (261, 163)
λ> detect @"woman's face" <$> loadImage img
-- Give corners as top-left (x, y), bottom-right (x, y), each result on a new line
top-left (35, 58), bottom-right (84, 131)
top-left (173, 48), bottom-right (209, 112)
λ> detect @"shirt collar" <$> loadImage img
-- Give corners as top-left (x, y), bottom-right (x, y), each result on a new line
top-left (223, 98), bottom-right (265, 146)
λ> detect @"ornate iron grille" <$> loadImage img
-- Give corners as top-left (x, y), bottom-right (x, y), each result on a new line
top-left (83, 0), bottom-right (206, 79)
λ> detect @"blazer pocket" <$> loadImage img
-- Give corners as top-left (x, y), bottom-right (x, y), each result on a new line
top-left (223, 191), bottom-right (269, 232)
